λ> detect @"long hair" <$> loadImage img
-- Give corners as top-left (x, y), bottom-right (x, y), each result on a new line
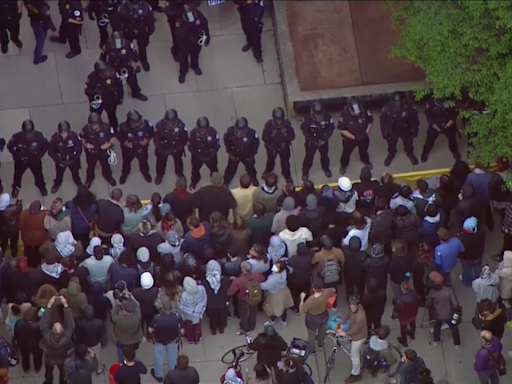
top-left (151, 192), bottom-right (163, 223)
top-left (163, 270), bottom-right (182, 300)
top-left (210, 211), bottom-right (229, 229)
top-left (72, 185), bottom-right (97, 210)
top-left (125, 195), bottom-right (142, 213)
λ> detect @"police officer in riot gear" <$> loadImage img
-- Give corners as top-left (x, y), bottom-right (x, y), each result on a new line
top-left (380, 92), bottom-right (419, 166)
top-left (117, 110), bottom-right (154, 184)
top-left (262, 107), bottom-right (295, 183)
top-left (80, 112), bottom-right (117, 188)
top-left (100, 31), bottom-right (148, 102)
top-left (338, 98), bottom-right (374, 175)
top-left (301, 101), bottom-right (334, 181)
top-left (0, 0), bottom-right (23, 54)
top-left (0, 136), bottom-right (6, 193)
top-left (119, 0), bottom-right (155, 72)
top-left (7, 120), bottom-right (49, 197)
top-left (223, 117), bottom-right (260, 188)
top-left (49, 0), bottom-right (84, 59)
top-left (236, 0), bottom-right (264, 63)
top-left (88, 0), bottom-right (124, 48)
top-left (421, 97), bottom-right (460, 163)
top-left (154, 109), bottom-right (188, 185)
top-left (175, 3), bottom-right (210, 84)
top-left (85, 60), bottom-right (123, 130)
top-left (188, 116), bottom-right (220, 190)
top-left (48, 121), bottom-right (83, 193)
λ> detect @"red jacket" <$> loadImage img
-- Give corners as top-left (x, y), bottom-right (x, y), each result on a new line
top-left (398, 293), bottom-right (419, 325)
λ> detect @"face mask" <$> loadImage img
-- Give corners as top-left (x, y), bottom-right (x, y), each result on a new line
top-left (351, 104), bottom-right (361, 114)
top-left (271, 265), bottom-right (279, 273)
top-left (186, 11), bottom-right (195, 23)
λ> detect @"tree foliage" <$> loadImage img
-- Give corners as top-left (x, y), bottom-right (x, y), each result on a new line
top-left (385, 0), bottom-right (512, 164)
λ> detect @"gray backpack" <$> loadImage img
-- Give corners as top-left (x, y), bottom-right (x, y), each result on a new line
top-left (320, 254), bottom-right (341, 284)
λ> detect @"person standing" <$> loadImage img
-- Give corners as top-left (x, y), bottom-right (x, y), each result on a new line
top-left (48, 121), bottom-right (83, 193)
top-left (25, 0), bottom-right (56, 64)
top-left (237, 0), bottom-right (264, 63)
top-left (114, 348), bottom-right (148, 384)
top-left (88, 0), bottom-right (124, 48)
top-left (434, 227), bottom-right (465, 286)
top-left (179, 277), bottom-right (207, 344)
top-left (0, 0), bottom-right (23, 53)
top-left (13, 307), bottom-right (43, 376)
top-left (49, 0), bottom-right (83, 59)
top-left (112, 294), bottom-right (142, 363)
top-left (7, 120), bottom-right (48, 197)
top-left (163, 354), bottom-right (200, 384)
top-left (396, 349), bottom-right (427, 384)
top-left (188, 117), bottom-right (220, 190)
top-left (474, 330), bottom-right (503, 384)
top-left (338, 98), bottom-right (374, 174)
top-left (380, 91), bottom-right (420, 166)
top-left (203, 259), bottom-right (229, 335)
top-left (301, 101), bottom-right (334, 180)
top-left (0, 192), bottom-right (22, 257)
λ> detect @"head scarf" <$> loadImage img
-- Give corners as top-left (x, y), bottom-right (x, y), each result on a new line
top-left (205, 259), bottom-right (222, 294)
top-left (463, 216), bottom-right (478, 233)
top-left (137, 247), bottom-right (150, 263)
top-left (0, 193), bottom-right (10, 211)
top-left (29, 201), bottom-right (42, 215)
top-left (54, 231), bottom-right (76, 258)
top-left (86, 237), bottom-right (101, 255)
top-left (180, 277), bottom-right (207, 319)
top-left (480, 264), bottom-right (491, 279)
top-left (111, 234), bottom-right (125, 260)
top-left (183, 276), bottom-right (198, 295)
top-left (224, 368), bottom-right (243, 384)
top-left (267, 235), bottom-right (286, 264)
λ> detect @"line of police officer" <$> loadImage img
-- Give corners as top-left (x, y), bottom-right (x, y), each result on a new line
top-left (0, 1), bottom-right (23, 54)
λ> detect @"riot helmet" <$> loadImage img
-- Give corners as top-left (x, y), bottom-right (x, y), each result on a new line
top-left (392, 92), bottom-right (405, 111)
top-left (111, 31), bottom-right (124, 50)
top-left (272, 107), bottom-right (285, 127)
top-left (311, 101), bottom-right (324, 121)
top-left (94, 60), bottom-right (109, 78)
top-left (88, 112), bottom-right (102, 130)
top-left (348, 98), bottom-right (362, 117)
top-left (58, 120), bottom-right (71, 140)
top-left (164, 109), bottom-right (178, 128)
top-left (21, 120), bottom-right (35, 140)
top-left (183, 4), bottom-right (197, 23)
top-left (196, 116), bottom-right (210, 136)
top-left (127, 110), bottom-right (143, 129)
top-left (234, 117), bottom-right (248, 137)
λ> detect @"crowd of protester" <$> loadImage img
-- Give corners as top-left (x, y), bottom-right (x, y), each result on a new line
top-left (0, 159), bottom-right (510, 384)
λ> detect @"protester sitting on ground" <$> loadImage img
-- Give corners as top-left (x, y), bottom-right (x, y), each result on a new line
top-left (368, 326), bottom-right (398, 384)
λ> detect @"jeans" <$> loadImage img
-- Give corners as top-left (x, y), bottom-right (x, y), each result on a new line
top-left (307, 324), bottom-right (327, 353)
top-left (153, 342), bottom-right (179, 379)
top-left (350, 338), bottom-right (366, 375)
top-left (461, 259), bottom-right (482, 286)
top-left (477, 370), bottom-right (499, 384)
top-left (31, 23), bottom-right (47, 63)
top-left (433, 320), bottom-right (460, 346)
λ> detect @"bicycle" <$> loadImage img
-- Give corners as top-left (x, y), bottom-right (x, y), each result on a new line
top-left (322, 330), bottom-right (402, 384)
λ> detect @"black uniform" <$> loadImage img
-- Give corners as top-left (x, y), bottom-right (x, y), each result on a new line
top-left (262, 119), bottom-right (295, 181)
top-left (118, 1), bottom-right (155, 69)
top-left (380, 101), bottom-right (419, 162)
top-left (117, 119), bottom-right (154, 180)
top-left (301, 113), bottom-right (334, 175)
top-left (51, 0), bottom-right (83, 57)
top-left (100, 39), bottom-right (143, 98)
top-left (84, 69), bottom-right (123, 130)
top-left (88, 0), bottom-right (123, 47)
top-left (164, 0), bottom-right (189, 61)
top-left (236, 0), bottom-right (264, 61)
top-left (0, 0), bottom-right (22, 53)
top-left (188, 126), bottom-right (220, 187)
top-left (7, 131), bottom-right (48, 192)
top-left (0, 136), bottom-right (6, 192)
top-left (223, 126), bottom-right (260, 186)
top-left (154, 118), bottom-right (188, 178)
top-left (175, 7), bottom-right (210, 79)
top-left (421, 98), bottom-right (460, 162)
top-left (338, 109), bottom-right (373, 169)
top-left (80, 123), bottom-right (115, 184)
top-left (48, 131), bottom-right (82, 187)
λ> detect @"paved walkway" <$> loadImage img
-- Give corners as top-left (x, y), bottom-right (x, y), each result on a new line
top-left (0, 2), bottom-right (503, 384)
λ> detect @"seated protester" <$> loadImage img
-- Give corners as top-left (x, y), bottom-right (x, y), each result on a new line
top-left (457, 217), bottom-right (486, 287)
top-left (390, 185), bottom-right (416, 214)
top-left (132, 273), bottom-right (158, 336)
top-left (396, 349), bottom-right (426, 384)
top-left (412, 179), bottom-right (436, 219)
top-left (246, 203), bottom-right (274, 247)
top-left (67, 344), bottom-right (95, 384)
top-left (342, 210), bottom-right (371, 251)
top-left (163, 176), bottom-right (196, 227)
top-left (43, 198), bottom-right (72, 240)
top-left (109, 250), bottom-right (139, 291)
top-left (60, 257), bottom-right (91, 295)
top-left (39, 252), bottom-right (65, 291)
top-left (75, 306), bottom-right (106, 375)
top-left (80, 246), bottom-right (115, 291)
top-left (142, 192), bottom-right (171, 227)
top-left (179, 253), bottom-right (201, 281)
top-left (203, 260), bottom-right (230, 335)
top-left (271, 197), bottom-right (301, 234)
top-left (472, 265), bottom-right (500, 304)
top-left (248, 322), bottom-right (288, 369)
top-left (298, 194), bottom-right (325, 238)
top-left (87, 282), bottom-right (111, 324)
top-left (253, 173), bottom-right (281, 214)
top-left (247, 244), bottom-right (270, 274)
top-left (393, 205), bottom-right (421, 250)
top-left (278, 215), bottom-right (313, 257)
top-left (274, 357), bottom-right (305, 384)
top-left (267, 235), bottom-right (287, 266)
top-left (181, 216), bottom-right (212, 262)
top-left (129, 221), bottom-right (165, 263)
top-left (277, 183), bottom-right (299, 210)
top-left (378, 172), bottom-right (402, 204)
top-left (367, 326), bottom-right (398, 383)
top-left (4, 256), bottom-right (42, 303)
top-left (230, 217), bottom-right (252, 258)
top-left (210, 211), bottom-right (232, 257)
top-left (59, 276), bottom-right (88, 319)
top-left (221, 367), bottom-right (244, 384)
top-left (334, 177), bottom-right (358, 214)
top-left (288, 244), bottom-right (314, 314)
top-left (136, 247), bottom-right (154, 276)
top-left (113, 348), bottom-right (147, 384)
top-left (352, 166), bottom-right (381, 217)
top-left (418, 204), bottom-right (444, 247)
top-left (476, 299), bottom-right (508, 340)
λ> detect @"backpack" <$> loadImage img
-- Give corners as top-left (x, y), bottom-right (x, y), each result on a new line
top-left (0, 336), bottom-right (17, 367)
top-left (320, 254), bottom-right (341, 284)
top-left (361, 347), bottom-right (383, 375)
top-left (245, 278), bottom-right (262, 305)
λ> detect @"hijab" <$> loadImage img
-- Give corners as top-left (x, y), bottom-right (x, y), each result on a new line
top-left (111, 234), bottom-right (125, 260)
top-left (54, 231), bottom-right (76, 258)
top-left (86, 237), bottom-right (102, 256)
top-left (205, 259), bottom-right (221, 294)
top-left (224, 368), bottom-right (244, 384)
top-left (267, 235), bottom-right (286, 264)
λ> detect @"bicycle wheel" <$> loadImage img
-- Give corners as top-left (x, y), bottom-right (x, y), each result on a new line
top-left (221, 345), bottom-right (255, 365)
top-left (323, 351), bottom-right (336, 384)
top-left (303, 362), bottom-right (312, 377)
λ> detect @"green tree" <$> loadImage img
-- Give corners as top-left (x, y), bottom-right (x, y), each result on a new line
top-left (385, 0), bottom-right (512, 165)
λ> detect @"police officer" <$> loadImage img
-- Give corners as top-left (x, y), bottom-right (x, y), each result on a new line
top-left (26, 0), bottom-right (56, 65)
top-left (262, 107), bottom-right (295, 183)
top-left (48, 121), bottom-right (83, 193)
top-left (154, 109), bottom-right (188, 185)
top-left (188, 116), bottom-right (219, 191)
top-left (175, 3), bottom-right (210, 84)
top-left (301, 101), bottom-right (334, 181)
top-left (421, 97), bottom-right (460, 163)
top-left (164, 0), bottom-right (185, 62)
top-left (117, 110), bottom-right (154, 184)
top-left (380, 92), bottom-right (419, 166)
top-left (146, 0), bottom-right (164, 13)
top-left (223, 117), bottom-right (260, 188)
top-left (85, 60), bottom-right (123, 130)
top-left (80, 112), bottom-right (117, 188)
top-left (7, 120), bottom-right (48, 197)
top-left (338, 98), bottom-right (374, 175)
top-left (0, 1), bottom-right (23, 54)
top-left (0, 136), bottom-right (6, 193)
top-left (236, 0), bottom-right (264, 63)
top-left (100, 31), bottom-right (148, 102)
top-left (49, 0), bottom-right (83, 59)
top-left (88, 0), bottom-right (124, 48)
top-left (119, 0), bottom-right (155, 72)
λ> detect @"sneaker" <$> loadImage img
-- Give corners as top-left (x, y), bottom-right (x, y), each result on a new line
top-left (293, 308), bottom-right (300, 316)
top-left (454, 345), bottom-right (460, 351)
top-left (459, 274), bottom-right (463, 282)
top-left (150, 368), bottom-right (163, 383)
top-left (345, 374), bottom-right (362, 383)
top-left (280, 320), bottom-right (287, 326)
top-left (432, 341), bottom-right (439, 347)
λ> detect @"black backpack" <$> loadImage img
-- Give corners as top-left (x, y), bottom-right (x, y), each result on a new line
top-left (361, 347), bottom-right (382, 376)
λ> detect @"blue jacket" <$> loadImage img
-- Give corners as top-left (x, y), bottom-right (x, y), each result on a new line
top-left (418, 211), bottom-right (445, 246)
top-left (465, 171), bottom-right (494, 203)
top-left (65, 201), bottom-right (98, 236)
top-left (181, 222), bottom-right (212, 261)
top-left (435, 238), bottom-right (465, 273)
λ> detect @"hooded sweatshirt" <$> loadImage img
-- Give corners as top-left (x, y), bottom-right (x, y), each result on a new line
top-left (271, 197), bottom-right (301, 233)
top-left (474, 337), bottom-right (503, 372)
top-left (411, 188), bottom-right (436, 218)
top-left (353, 167), bottom-right (380, 211)
top-left (418, 212), bottom-right (444, 246)
top-left (278, 227), bottom-right (313, 257)
top-left (60, 280), bottom-right (88, 319)
top-left (343, 217), bottom-right (371, 251)
top-left (157, 230), bottom-right (183, 266)
top-left (334, 188), bottom-right (358, 213)
top-left (472, 272), bottom-right (500, 303)
top-left (390, 193), bottom-right (417, 214)
top-left (497, 251), bottom-right (512, 300)
top-left (76, 305), bottom-right (105, 348)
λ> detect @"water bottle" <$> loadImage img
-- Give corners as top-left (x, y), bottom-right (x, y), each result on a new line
top-left (451, 311), bottom-right (460, 325)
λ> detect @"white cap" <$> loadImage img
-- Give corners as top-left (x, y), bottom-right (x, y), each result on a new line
top-left (140, 272), bottom-right (154, 290)
top-left (338, 176), bottom-right (352, 191)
